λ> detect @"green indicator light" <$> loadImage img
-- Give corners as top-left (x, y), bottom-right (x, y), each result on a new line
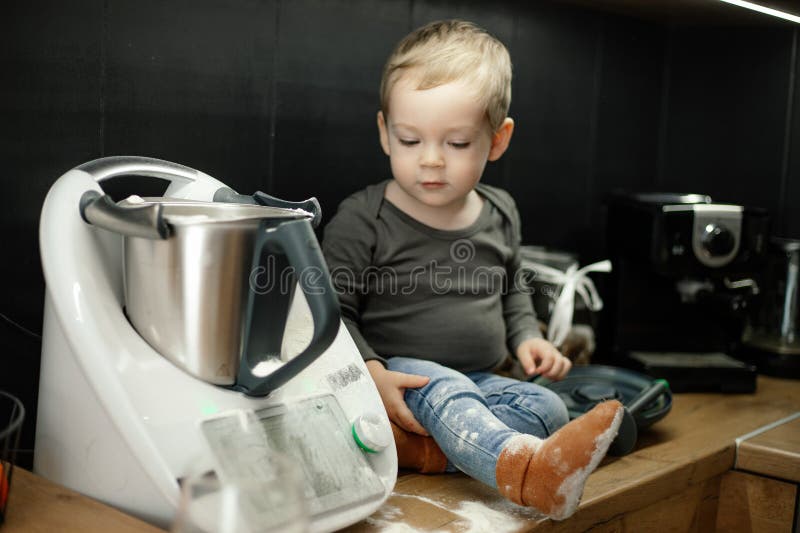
top-left (201, 403), bottom-right (218, 416)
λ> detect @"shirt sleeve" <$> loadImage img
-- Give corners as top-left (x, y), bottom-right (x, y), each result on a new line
top-left (321, 194), bottom-right (388, 366)
top-left (501, 195), bottom-right (543, 354)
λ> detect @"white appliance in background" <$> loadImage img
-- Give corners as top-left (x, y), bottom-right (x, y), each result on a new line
top-left (34, 157), bottom-right (396, 532)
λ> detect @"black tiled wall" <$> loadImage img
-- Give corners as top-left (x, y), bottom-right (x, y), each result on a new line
top-left (2, 0), bottom-right (798, 467)
top-left (658, 27), bottom-right (793, 227)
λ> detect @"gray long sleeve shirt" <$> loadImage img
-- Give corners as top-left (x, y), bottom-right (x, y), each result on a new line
top-left (321, 180), bottom-right (541, 373)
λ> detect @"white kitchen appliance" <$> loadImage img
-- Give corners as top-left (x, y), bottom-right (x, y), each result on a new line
top-left (34, 156), bottom-right (396, 532)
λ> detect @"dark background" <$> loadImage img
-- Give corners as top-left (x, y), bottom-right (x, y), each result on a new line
top-left (2, 0), bottom-right (799, 468)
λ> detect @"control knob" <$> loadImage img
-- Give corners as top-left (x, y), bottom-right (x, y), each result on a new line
top-left (700, 223), bottom-right (735, 257)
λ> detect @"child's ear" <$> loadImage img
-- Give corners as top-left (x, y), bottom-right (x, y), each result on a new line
top-left (488, 118), bottom-right (514, 162)
top-left (377, 111), bottom-right (391, 156)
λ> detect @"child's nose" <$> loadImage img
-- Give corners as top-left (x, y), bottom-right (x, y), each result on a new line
top-left (420, 145), bottom-right (445, 167)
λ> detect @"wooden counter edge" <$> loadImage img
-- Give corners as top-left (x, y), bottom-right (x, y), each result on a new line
top-left (736, 413), bottom-right (800, 483)
top-left (4, 468), bottom-right (165, 533)
top-left (532, 444), bottom-right (736, 532)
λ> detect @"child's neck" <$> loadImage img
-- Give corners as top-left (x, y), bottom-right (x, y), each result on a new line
top-left (385, 181), bottom-right (484, 231)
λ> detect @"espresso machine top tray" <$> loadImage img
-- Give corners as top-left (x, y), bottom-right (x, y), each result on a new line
top-left (627, 351), bottom-right (756, 393)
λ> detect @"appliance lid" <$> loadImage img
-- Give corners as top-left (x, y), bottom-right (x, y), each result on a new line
top-left (120, 196), bottom-right (312, 225)
top-left (632, 192), bottom-right (712, 205)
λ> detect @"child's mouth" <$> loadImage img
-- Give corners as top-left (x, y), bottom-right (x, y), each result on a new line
top-left (420, 181), bottom-right (447, 190)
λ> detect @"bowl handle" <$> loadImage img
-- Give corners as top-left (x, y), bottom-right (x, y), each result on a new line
top-left (213, 188), bottom-right (322, 228)
top-left (235, 218), bottom-right (340, 397)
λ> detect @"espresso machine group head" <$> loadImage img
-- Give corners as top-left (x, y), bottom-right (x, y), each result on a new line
top-left (600, 192), bottom-right (769, 392)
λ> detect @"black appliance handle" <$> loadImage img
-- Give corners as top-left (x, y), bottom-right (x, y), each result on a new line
top-left (213, 187), bottom-right (322, 228)
top-left (236, 218), bottom-right (340, 397)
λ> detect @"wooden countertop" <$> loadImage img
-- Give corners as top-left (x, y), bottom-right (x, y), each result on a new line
top-left (736, 414), bottom-right (800, 483)
top-left (344, 375), bottom-right (800, 532)
top-left (5, 375), bottom-right (798, 533)
top-left (2, 467), bottom-right (164, 533)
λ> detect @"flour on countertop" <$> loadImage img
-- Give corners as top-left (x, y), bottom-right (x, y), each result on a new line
top-left (454, 500), bottom-right (526, 533)
top-left (369, 493), bottom-right (531, 533)
top-left (372, 504), bottom-right (403, 520)
top-left (365, 518), bottom-right (425, 533)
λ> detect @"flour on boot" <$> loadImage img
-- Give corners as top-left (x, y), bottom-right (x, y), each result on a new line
top-left (495, 400), bottom-right (624, 520)
top-left (391, 422), bottom-right (448, 474)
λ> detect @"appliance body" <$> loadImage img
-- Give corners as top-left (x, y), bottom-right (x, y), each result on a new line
top-left (600, 193), bottom-right (769, 391)
top-left (35, 157), bottom-right (396, 531)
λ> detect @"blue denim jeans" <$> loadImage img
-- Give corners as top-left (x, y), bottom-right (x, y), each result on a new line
top-left (386, 357), bottom-right (570, 488)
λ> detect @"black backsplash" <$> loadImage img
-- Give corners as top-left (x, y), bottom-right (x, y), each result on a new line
top-left (2, 0), bottom-right (798, 467)
top-left (658, 27), bottom-right (794, 229)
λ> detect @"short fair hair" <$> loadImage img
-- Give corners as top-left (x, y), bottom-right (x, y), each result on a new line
top-left (380, 20), bottom-right (512, 133)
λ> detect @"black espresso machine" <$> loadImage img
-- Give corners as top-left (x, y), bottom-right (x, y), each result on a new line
top-left (598, 192), bottom-right (769, 392)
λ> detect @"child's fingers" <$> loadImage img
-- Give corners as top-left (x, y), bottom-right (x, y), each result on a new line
top-left (536, 348), bottom-right (556, 375)
top-left (544, 354), bottom-right (572, 381)
top-left (560, 357), bottom-right (573, 379)
top-left (517, 350), bottom-right (537, 375)
top-left (394, 405), bottom-right (429, 436)
top-left (395, 371), bottom-right (430, 389)
top-left (545, 355), bottom-right (565, 380)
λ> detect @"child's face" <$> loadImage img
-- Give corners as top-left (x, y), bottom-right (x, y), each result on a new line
top-left (378, 76), bottom-right (508, 210)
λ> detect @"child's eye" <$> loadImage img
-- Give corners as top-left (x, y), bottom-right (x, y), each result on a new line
top-left (449, 142), bottom-right (470, 149)
top-left (399, 139), bottom-right (419, 146)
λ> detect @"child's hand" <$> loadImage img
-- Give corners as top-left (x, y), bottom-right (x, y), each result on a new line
top-left (516, 338), bottom-right (572, 381)
top-left (365, 360), bottom-right (430, 436)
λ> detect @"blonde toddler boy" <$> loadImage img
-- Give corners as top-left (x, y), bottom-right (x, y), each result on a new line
top-left (322, 20), bottom-right (623, 520)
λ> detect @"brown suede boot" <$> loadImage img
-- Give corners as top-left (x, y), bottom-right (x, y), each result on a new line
top-left (391, 422), bottom-right (448, 474)
top-left (495, 400), bottom-right (624, 520)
